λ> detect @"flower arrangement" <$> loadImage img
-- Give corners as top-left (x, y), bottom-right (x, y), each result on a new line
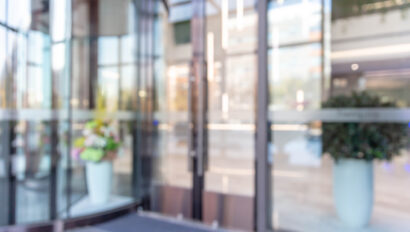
top-left (72, 120), bottom-right (120, 162)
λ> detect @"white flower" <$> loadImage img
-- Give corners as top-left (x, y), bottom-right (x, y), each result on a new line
top-left (85, 134), bottom-right (98, 147)
top-left (83, 129), bottom-right (92, 136)
top-left (96, 136), bottom-right (107, 148)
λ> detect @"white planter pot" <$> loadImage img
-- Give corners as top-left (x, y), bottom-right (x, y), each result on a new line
top-left (333, 159), bottom-right (373, 228)
top-left (86, 161), bottom-right (112, 204)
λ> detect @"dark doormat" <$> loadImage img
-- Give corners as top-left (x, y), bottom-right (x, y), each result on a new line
top-left (70, 213), bottom-right (219, 232)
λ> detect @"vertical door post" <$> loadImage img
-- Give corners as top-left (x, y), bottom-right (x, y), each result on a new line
top-left (256, 0), bottom-right (270, 231)
top-left (190, 0), bottom-right (207, 220)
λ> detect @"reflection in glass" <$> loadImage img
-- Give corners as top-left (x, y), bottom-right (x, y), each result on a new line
top-left (0, 0), bottom-right (5, 22)
top-left (269, 0), bottom-right (410, 231)
top-left (151, 2), bottom-right (193, 219)
top-left (0, 27), bottom-right (6, 107)
top-left (98, 67), bottom-right (120, 112)
top-left (15, 121), bottom-right (51, 224)
top-left (7, 0), bottom-right (31, 30)
top-left (98, 37), bottom-right (119, 66)
top-left (268, 0), bottom-right (322, 46)
top-left (203, 0), bottom-right (257, 230)
top-left (0, 0), bottom-right (147, 225)
top-left (269, 43), bottom-right (322, 110)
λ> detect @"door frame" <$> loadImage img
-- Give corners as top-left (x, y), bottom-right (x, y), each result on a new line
top-left (189, 0), bottom-right (208, 221)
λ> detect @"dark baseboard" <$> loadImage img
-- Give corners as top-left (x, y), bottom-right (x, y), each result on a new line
top-left (0, 202), bottom-right (140, 232)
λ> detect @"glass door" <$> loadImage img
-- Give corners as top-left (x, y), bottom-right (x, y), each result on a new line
top-left (202, 0), bottom-right (258, 230)
top-left (268, 0), bottom-right (410, 231)
top-left (150, 0), bottom-right (194, 218)
top-left (150, 1), bottom-right (257, 231)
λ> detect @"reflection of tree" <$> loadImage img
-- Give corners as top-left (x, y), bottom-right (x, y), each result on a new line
top-left (0, 80), bottom-right (6, 108)
top-left (170, 79), bottom-right (188, 111)
top-left (96, 89), bottom-right (107, 111)
top-left (121, 90), bottom-right (136, 110)
top-left (173, 86), bottom-right (187, 111)
top-left (270, 77), bottom-right (320, 110)
top-left (367, 84), bottom-right (410, 108)
top-left (333, 0), bottom-right (410, 20)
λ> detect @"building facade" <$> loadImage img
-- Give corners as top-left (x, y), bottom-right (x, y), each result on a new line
top-left (1, 0), bottom-right (410, 231)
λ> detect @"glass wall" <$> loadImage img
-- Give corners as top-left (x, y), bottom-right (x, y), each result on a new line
top-left (0, 0), bottom-right (164, 225)
top-left (269, 0), bottom-right (410, 231)
top-left (0, 0), bottom-right (70, 224)
top-left (151, 1), bottom-right (258, 230)
top-left (4, 0), bottom-right (410, 231)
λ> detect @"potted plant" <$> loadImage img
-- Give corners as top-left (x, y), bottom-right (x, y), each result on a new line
top-left (322, 91), bottom-right (407, 227)
top-left (72, 120), bottom-right (120, 204)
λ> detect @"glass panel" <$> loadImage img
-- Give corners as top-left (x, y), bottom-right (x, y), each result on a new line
top-left (98, 37), bottom-right (119, 66)
top-left (52, 39), bottom-right (70, 218)
top-left (112, 121), bottom-right (134, 197)
top-left (51, 0), bottom-right (69, 41)
top-left (121, 35), bottom-right (136, 63)
top-left (120, 65), bottom-right (137, 110)
top-left (15, 121), bottom-right (51, 224)
top-left (7, 0), bottom-right (31, 30)
top-left (269, 0), bottom-right (410, 231)
top-left (269, 43), bottom-right (322, 110)
top-left (98, 67), bottom-right (120, 111)
top-left (0, 122), bottom-right (9, 225)
top-left (268, 0), bottom-right (322, 46)
top-left (2, 0), bottom-right (58, 225)
top-left (67, 0), bottom-right (137, 218)
top-left (16, 34), bottom-right (27, 109)
top-left (156, 63), bottom-right (190, 186)
top-left (71, 38), bottom-right (91, 109)
top-left (203, 0), bottom-right (257, 230)
top-left (0, 0), bottom-right (163, 225)
top-left (0, 27), bottom-right (6, 107)
top-left (151, 1), bottom-right (193, 218)
top-left (0, 0), bottom-right (5, 23)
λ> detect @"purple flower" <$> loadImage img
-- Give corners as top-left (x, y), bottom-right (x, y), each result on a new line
top-left (71, 148), bottom-right (83, 160)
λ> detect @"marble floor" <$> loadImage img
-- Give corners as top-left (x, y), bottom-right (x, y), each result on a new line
top-left (157, 129), bottom-right (410, 232)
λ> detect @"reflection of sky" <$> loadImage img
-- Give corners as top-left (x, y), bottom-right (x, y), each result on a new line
top-left (270, 43), bottom-right (321, 82)
top-left (52, 43), bottom-right (65, 71)
top-left (28, 31), bottom-right (45, 65)
top-left (284, 136), bottom-right (322, 167)
top-left (98, 37), bottom-right (119, 65)
top-left (269, 0), bottom-right (321, 8)
top-left (121, 35), bottom-right (136, 63)
top-left (7, 0), bottom-right (31, 30)
top-left (154, 17), bottom-right (164, 57)
top-left (0, 0), bottom-right (5, 22)
top-left (169, 3), bottom-right (192, 23)
top-left (51, 0), bottom-right (67, 41)
top-left (268, 0), bottom-right (322, 45)
top-left (170, 0), bottom-right (257, 23)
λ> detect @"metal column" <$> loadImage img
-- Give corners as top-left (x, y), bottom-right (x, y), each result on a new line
top-left (256, 0), bottom-right (270, 231)
top-left (189, 0), bottom-right (207, 221)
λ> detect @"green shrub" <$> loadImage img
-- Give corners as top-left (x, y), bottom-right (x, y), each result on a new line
top-left (322, 91), bottom-right (408, 161)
